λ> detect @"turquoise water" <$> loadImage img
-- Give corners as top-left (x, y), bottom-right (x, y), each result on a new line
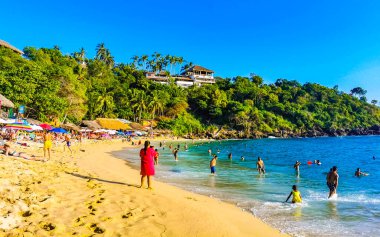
top-left (116, 136), bottom-right (380, 237)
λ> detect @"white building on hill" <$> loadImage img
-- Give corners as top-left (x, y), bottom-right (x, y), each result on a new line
top-left (146, 65), bottom-right (215, 87)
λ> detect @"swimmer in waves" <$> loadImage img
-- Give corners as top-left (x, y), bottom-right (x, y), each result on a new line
top-left (355, 168), bottom-right (369, 177)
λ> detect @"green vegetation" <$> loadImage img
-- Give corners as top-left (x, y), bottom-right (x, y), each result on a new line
top-left (0, 44), bottom-right (379, 137)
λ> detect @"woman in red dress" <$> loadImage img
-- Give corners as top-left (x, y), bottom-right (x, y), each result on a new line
top-left (140, 140), bottom-right (156, 189)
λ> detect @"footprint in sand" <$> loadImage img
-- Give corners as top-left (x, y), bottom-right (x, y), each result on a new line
top-left (39, 221), bottom-right (56, 231)
top-left (88, 223), bottom-right (105, 234)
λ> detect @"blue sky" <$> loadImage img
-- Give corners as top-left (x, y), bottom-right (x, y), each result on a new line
top-left (1, 0), bottom-right (380, 101)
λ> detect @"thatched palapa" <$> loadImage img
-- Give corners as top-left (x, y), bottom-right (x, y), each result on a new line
top-left (0, 93), bottom-right (15, 108)
top-left (129, 122), bottom-right (144, 130)
top-left (81, 120), bottom-right (102, 130)
top-left (61, 122), bottom-right (81, 132)
top-left (96, 118), bottom-right (130, 130)
top-left (0, 40), bottom-right (24, 55)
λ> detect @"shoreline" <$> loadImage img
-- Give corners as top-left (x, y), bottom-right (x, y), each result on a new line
top-left (0, 139), bottom-right (288, 236)
top-left (77, 140), bottom-right (289, 236)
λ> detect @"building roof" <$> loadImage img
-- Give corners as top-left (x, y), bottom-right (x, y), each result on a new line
top-left (184, 65), bottom-right (214, 73)
top-left (0, 93), bottom-right (15, 108)
top-left (0, 40), bottom-right (24, 55)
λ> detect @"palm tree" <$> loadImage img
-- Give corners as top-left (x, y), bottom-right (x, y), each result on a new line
top-left (148, 91), bottom-right (164, 119)
top-left (95, 43), bottom-right (107, 61)
top-left (95, 89), bottom-right (115, 117)
top-left (181, 62), bottom-right (194, 73)
top-left (140, 54), bottom-right (149, 71)
top-left (131, 55), bottom-right (139, 68)
top-left (176, 56), bottom-right (184, 75)
top-left (104, 49), bottom-right (114, 68)
top-left (131, 91), bottom-right (149, 122)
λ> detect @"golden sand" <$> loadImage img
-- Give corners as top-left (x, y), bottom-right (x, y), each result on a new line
top-left (0, 139), bottom-right (288, 237)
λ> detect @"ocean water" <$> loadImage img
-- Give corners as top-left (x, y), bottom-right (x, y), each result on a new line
top-left (114, 136), bottom-right (380, 237)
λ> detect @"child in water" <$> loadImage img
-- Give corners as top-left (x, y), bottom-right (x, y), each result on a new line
top-left (285, 185), bottom-right (302, 203)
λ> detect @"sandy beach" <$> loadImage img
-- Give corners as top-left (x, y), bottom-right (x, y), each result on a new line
top-left (0, 139), bottom-right (288, 236)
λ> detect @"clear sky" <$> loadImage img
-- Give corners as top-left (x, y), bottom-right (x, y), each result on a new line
top-left (1, 0), bottom-right (380, 101)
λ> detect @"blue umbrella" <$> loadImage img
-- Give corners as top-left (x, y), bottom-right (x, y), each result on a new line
top-left (50, 127), bottom-right (67, 133)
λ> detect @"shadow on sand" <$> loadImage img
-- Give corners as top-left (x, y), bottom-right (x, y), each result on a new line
top-left (65, 172), bottom-right (140, 188)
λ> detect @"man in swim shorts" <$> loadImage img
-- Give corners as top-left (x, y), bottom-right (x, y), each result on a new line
top-left (257, 157), bottom-right (265, 174)
top-left (210, 155), bottom-right (217, 174)
top-left (326, 166), bottom-right (339, 198)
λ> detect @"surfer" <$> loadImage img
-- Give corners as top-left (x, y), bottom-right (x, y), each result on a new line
top-left (326, 166), bottom-right (339, 198)
top-left (285, 185), bottom-right (302, 203)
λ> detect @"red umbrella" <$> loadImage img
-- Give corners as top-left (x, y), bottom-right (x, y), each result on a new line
top-left (39, 123), bottom-right (53, 130)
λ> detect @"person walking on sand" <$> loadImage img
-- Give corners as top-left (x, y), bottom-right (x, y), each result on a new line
top-left (43, 131), bottom-right (52, 161)
top-left (326, 166), bottom-right (339, 198)
top-left (285, 185), bottom-right (302, 203)
top-left (210, 155), bottom-right (217, 174)
top-left (63, 133), bottom-right (72, 154)
top-left (139, 140), bottom-right (155, 189)
top-left (257, 157), bottom-right (266, 174)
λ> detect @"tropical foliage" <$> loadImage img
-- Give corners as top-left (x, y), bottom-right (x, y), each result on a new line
top-left (0, 45), bottom-right (379, 136)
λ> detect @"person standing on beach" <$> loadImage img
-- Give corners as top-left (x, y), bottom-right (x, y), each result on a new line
top-left (210, 155), bottom-right (217, 174)
top-left (43, 131), bottom-right (52, 161)
top-left (257, 157), bottom-right (265, 174)
top-left (139, 140), bottom-right (155, 189)
top-left (326, 166), bottom-right (339, 198)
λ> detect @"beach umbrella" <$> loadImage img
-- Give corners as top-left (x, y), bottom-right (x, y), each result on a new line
top-left (50, 127), bottom-right (67, 133)
top-left (39, 123), bottom-right (53, 130)
top-left (5, 123), bottom-right (33, 131)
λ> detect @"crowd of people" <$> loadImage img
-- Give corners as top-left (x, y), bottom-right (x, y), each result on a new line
top-left (138, 140), bottom-right (373, 203)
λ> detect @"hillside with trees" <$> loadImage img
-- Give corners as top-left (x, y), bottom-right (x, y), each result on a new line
top-left (1, 44), bottom-right (379, 137)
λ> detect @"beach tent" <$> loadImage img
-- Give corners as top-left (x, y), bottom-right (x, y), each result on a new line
top-left (50, 127), bottom-right (67, 133)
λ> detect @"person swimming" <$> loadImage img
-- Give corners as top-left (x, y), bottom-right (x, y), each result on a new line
top-left (355, 168), bottom-right (368, 177)
top-left (241, 156), bottom-right (245, 161)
